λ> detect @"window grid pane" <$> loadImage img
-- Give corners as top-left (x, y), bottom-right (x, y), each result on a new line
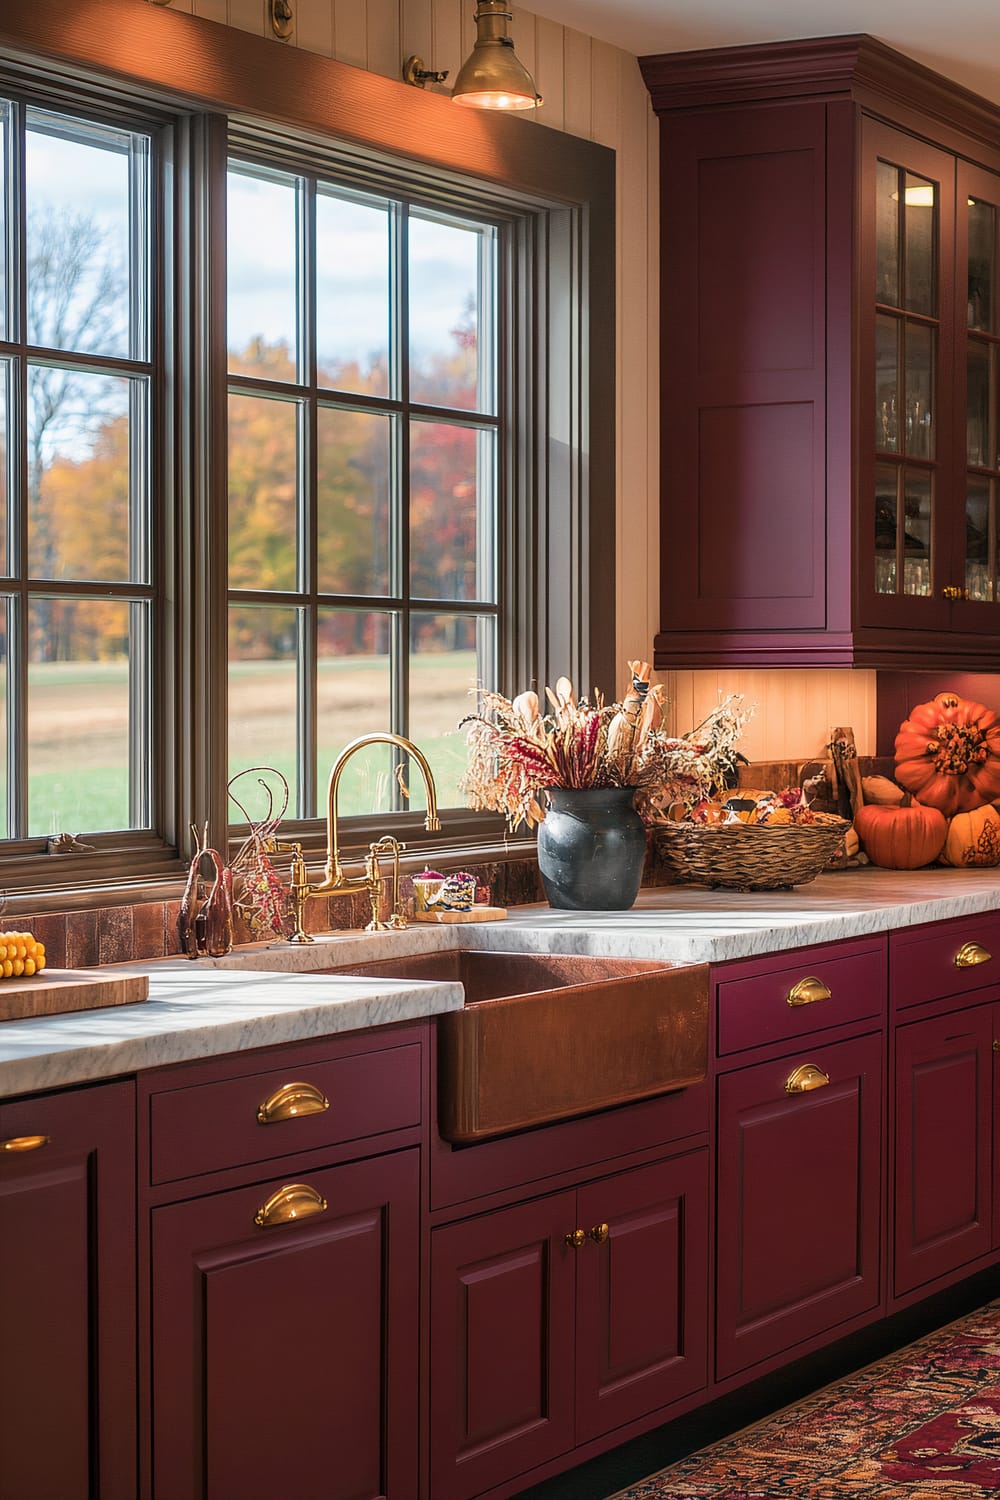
top-left (0, 98), bottom-right (154, 842)
top-left (227, 157), bottom-right (501, 820)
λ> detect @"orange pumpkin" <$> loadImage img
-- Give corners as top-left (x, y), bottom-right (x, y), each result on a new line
top-left (854, 800), bottom-right (947, 869)
top-left (939, 803), bottom-right (1000, 867)
top-left (894, 691), bottom-right (1000, 817)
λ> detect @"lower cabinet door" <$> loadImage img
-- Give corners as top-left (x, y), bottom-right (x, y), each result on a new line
top-left (894, 1004), bottom-right (994, 1296)
top-left (429, 1191), bottom-right (577, 1500)
top-left (0, 1081), bottom-right (136, 1500)
top-left (995, 1003), bottom-right (1000, 1253)
top-left (575, 1152), bottom-right (709, 1443)
top-left (151, 1148), bottom-right (419, 1500)
top-left (716, 1032), bottom-right (883, 1380)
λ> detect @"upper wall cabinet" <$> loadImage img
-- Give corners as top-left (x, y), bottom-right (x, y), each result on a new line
top-left (641, 35), bottom-right (1000, 669)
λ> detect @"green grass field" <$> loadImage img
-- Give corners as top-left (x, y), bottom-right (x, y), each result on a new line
top-left (21, 653), bottom-right (479, 835)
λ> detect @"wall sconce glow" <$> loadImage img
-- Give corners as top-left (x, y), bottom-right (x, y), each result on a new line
top-left (451, 2), bottom-right (542, 110)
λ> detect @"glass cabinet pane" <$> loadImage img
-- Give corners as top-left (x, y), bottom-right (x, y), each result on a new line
top-left (966, 478), bottom-right (993, 601)
top-left (967, 341), bottom-right (990, 467)
top-left (875, 160), bottom-right (900, 306)
top-left (903, 173), bottom-right (936, 316)
top-left (904, 322), bottom-right (934, 458)
top-left (875, 463), bottom-right (899, 594)
top-left (967, 198), bottom-right (996, 331)
top-left (902, 470), bottom-right (932, 595)
top-left (876, 315), bottom-right (899, 451)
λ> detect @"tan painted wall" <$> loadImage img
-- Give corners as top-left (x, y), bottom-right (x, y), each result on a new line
top-left (165, 0), bottom-right (877, 758)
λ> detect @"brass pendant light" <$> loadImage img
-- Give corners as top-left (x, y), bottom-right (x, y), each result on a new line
top-left (451, 2), bottom-right (542, 111)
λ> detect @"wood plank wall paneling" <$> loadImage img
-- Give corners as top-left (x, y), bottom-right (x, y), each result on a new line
top-left (366, 0), bottom-right (400, 78)
top-left (664, 669), bottom-right (878, 762)
top-left (192, 0), bottom-right (227, 24)
top-left (186, 0), bottom-right (878, 761)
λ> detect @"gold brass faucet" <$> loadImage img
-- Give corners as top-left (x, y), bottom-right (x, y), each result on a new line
top-left (289, 733), bottom-right (441, 941)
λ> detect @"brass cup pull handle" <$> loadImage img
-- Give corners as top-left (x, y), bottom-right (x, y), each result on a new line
top-left (588, 1222), bottom-right (610, 1244)
top-left (565, 1228), bottom-right (586, 1249)
top-left (954, 941), bottom-right (992, 969)
top-left (254, 1182), bottom-right (328, 1230)
top-left (257, 1080), bottom-right (330, 1125)
top-left (787, 976), bottom-right (831, 1008)
top-left (784, 1063), bottom-right (831, 1095)
top-left (1, 1134), bottom-right (51, 1153)
top-left (942, 584), bottom-right (967, 601)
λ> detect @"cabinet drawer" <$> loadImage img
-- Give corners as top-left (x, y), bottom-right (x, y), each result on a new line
top-left (890, 913), bottom-right (1000, 1011)
top-left (716, 940), bottom-right (885, 1056)
top-left (149, 1040), bottom-right (421, 1184)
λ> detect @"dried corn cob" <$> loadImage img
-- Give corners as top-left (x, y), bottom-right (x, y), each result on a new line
top-left (0, 932), bottom-right (46, 978)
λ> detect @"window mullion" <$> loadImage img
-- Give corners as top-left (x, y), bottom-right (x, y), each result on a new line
top-left (9, 100), bottom-right (27, 838)
top-left (394, 201), bottom-right (409, 778)
top-left (299, 176), bottom-right (317, 820)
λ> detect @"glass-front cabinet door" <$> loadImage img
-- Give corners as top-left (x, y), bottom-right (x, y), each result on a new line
top-left (863, 122), bottom-right (955, 629)
top-left (951, 159), bottom-right (1000, 628)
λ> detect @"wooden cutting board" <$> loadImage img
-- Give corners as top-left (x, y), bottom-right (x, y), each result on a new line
top-left (413, 906), bottom-right (508, 924)
top-left (0, 968), bottom-right (149, 1022)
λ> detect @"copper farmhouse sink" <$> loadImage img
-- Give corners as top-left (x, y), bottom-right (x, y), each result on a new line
top-left (331, 949), bottom-right (709, 1144)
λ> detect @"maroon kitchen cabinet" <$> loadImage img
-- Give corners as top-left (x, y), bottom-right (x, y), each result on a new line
top-left (429, 1151), bottom-right (708, 1500)
top-left (0, 1080), bottom-right (137, 1500)
top-left (142, 1025), bottom-right (426, 1500)
top-left (151, 1148), bottom-right (418, 1500)
top-left (716, 1032), bottom-right (883, 1380)
top-left (893, 1005), bottom-right (994, 1297)
top-left (641, 34), bottom-right (1000, 669)
top-left (994, 1001), bottom-right (1000, 1253)
top-left (574, 1153), bottom-right (708, 1442)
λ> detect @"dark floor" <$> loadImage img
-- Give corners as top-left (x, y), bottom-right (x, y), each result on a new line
top-left (511, 1268), bottom-right (1000, 1500)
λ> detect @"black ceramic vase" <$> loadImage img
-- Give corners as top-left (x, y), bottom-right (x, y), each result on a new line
top-left (536, 786), bottom-right (647, 910)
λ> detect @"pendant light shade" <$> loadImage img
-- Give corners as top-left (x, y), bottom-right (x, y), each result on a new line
top-left (451, 2), bottom-right (542, 110)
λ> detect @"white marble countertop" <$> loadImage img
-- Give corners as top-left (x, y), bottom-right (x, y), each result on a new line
top-left (2, 866), bottom-right (999, 1098)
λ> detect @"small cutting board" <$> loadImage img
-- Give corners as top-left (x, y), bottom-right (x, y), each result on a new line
top-left (413, 906), bottom-right (508, 924)
top-left (0, 968), bottom-right (149, 1022)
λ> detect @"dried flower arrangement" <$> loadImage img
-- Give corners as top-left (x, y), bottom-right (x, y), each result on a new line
top-left (228, 768), bottom-right (295, 940)
top-left (459, 661), bottom-right (754, 832)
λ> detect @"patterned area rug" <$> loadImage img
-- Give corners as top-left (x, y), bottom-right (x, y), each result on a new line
top-left (611, 1300), bottom-right (1000, 1498)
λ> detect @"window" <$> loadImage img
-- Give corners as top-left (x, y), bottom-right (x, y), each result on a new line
top-left (0, 100), bottom-right (154, 845)
top-left (226, 161), bottom-right (500, 819)
top-left (0, 10), bottom-right (614, 892)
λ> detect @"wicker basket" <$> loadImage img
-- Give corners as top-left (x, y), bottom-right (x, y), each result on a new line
top-left (651, 817), bottom-right (850, 891)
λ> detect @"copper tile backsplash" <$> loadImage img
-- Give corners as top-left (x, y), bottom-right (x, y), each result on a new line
top-left (18, 857), bottom-right (551, 968)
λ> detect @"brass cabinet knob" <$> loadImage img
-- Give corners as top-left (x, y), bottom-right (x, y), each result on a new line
top-left (588, 1222), bottom-right (610, 1244)
top-left (954, 941), bottom-right (991, 969)
top-left (784, 1063), bottom-right (831, 1095)
top-left (0, 1134), bottom-right (50, 1153)
top-left (786, 976), bottom-right (832, 1007)
top-left (254, 1182), bottom-right (328, 1229)
top-left (257, 1080), bottom-right (330, 1125)
top-left (942, 585), bottom-right (964, 600)
top-left (565, 1228), bottom-right (586, 1249)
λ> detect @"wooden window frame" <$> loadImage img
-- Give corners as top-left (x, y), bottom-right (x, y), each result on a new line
top-left (0, 0), bottom-right (615, 894)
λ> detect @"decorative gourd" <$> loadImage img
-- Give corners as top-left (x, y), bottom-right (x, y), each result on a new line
top-left (894, 691), bottom-right (1000, 818)
top-left (853, 799), bottom-right (947, 869)
top-left (861, 775), bottom-right (905, 806)
top-left (939, 803), bottom-right (1000, 867)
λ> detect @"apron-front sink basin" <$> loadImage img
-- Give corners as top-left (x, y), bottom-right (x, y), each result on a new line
top-left (330, 949), bottom-right (709, 1144)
